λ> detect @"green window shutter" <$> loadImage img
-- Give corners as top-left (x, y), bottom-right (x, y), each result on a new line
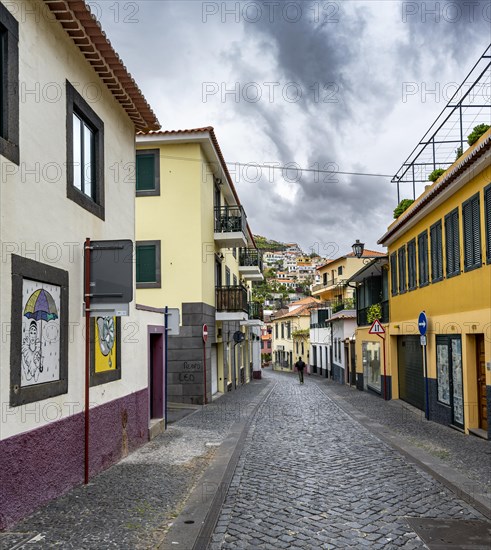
top-left (136, 153), bottom-right (156, 191)
top-left (398, 246), bottom-right (406, 292)
top-left (407, 239), bottom-right (416, 289)
top-left (463, 194), bottom-right (481, 270)
top-left (418, 231), bottom-right (428, 286)
top-left (390, 252), bottom-right (398, 295)
top-left (485, 184), bottom-right (491, 263)
top-left (445, 208), bottom-right (460, 277)
top-left (431, 221), bottom-right (443, 281)
top-left (136, 244), bottom-right (156, 283)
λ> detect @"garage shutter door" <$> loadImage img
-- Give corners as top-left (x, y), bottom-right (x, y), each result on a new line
top-left (398, 336), bottom-right (424, 410)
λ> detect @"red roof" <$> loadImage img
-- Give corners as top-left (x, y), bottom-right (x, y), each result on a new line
top-left (44, 0), bottom-right (159, 132)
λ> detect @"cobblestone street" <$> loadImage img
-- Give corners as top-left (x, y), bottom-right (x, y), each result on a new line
top-left (209, 370), bottom-right (488, 549)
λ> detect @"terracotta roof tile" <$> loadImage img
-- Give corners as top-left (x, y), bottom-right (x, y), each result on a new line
top-left (44, 0), bottom-right (159, 132)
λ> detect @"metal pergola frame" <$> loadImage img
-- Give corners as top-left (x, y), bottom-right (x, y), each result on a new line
top-left (392, 44), bottom-right (491, 202)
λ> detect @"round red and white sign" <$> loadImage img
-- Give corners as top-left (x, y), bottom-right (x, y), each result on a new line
top-left (202, 324), bottom-right (208, 343)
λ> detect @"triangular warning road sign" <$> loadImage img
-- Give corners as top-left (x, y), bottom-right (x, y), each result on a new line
top-left (368, 319), bottom-right (385, 334)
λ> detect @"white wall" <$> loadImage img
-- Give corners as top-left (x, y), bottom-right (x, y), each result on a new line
top-left (0, 0), bottom-right (148, 440)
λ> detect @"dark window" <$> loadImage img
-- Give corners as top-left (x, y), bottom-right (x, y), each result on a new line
top-left (398, 246), bottom-right (407, 293)
top-left (136, 241), bottom-right (161, 288)
top-left (275, 323), bottom-right (278, 339)
top-left (287, 322), bottom-right (291, 339)
top-left (0, 4), bottom-right (19, 164)
top-left (136, 149), bottom-right (160, 195)
top-left (233, 274), bottom-right (237, 286)
top-left (323, 273), bottom-right (327, 285)
top-left (225, 267), bottom-right (231, 286)
top-left (66, 81), bottom-right (104, 219)
top-left (418, 231), bottom-right (429, 286)
top-left (430, 220), bottom-right (443, 282)
top-left (232, 248), bottom-right (236, 258)
top-left (444, 208), bottom-right (460, 277)
top-left (463, 193), bottom-right (482, 271)
top-left (407, 239), bottom-right (417, 290)
top-left (281, 323), bottom-right (284, 339)
top-left (390, 252), bottom-right (398, 295)
top-left (485, 184), bottom-right (491, 264)
top-left (338, 266), bottom-right (343, 275)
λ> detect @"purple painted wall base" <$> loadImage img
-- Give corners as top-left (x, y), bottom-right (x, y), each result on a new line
top-left (0, 388), bottom-right (149, 531)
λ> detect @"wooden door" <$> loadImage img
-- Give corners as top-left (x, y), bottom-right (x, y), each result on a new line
top-left (476, 335), bottom-right (487, 431)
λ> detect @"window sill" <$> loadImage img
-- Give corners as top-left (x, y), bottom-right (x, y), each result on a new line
top-left (446, 271), bottom-right (461, 279)
top-left (136, 189), bottom-right (160, 197)
top-left (418, 281), bottom-right (430, 288)
top-left (464, 263), bottom-right (482, 273)
top-left (431, 276), bottom-right (444, 284)
top-left (136, 282), bottom-right (161, 289)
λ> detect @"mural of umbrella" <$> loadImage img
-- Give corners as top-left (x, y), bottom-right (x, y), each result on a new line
top-left (24, 289), bottom-right (59, 372)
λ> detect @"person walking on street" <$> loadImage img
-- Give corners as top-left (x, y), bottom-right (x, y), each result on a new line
top-left (295, 357), bottom-right (306, 384)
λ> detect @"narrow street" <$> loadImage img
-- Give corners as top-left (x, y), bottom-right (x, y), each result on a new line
top-left (3, 369), bottom-right (490, 549)
top-left (207, 370), bottom-right (488, 549)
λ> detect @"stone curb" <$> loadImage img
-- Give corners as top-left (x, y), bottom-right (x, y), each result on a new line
top-left (310, 377), bottom-right (491, 521)
top-left (156, 380), bottom-right (277, 550)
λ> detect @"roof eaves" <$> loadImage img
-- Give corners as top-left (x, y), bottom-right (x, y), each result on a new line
top-left (45, 0), bottom-right (160, 132)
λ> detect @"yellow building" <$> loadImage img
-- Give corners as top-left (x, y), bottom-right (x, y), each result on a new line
top-left (312, 251), bottom-right (385, 307)
top-left (378, 129), bottom-right (491, 438)
top-left (271, 297), bottom-right (319, 371)
top-left (135, 128), bottom-right (263, 404)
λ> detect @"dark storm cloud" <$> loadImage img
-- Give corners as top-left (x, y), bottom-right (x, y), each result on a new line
top-left (397, 0), bottom-right (491, 70)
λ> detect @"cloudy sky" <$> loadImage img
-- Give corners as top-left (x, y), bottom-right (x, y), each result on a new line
top-left (99, 0), bottom-right (490, 257)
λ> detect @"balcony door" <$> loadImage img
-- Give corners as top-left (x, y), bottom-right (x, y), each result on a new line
top-left (215, 259), bottom-right (222, 287)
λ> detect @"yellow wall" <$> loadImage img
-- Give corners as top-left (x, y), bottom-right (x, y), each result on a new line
top-left (383, 140), bottom-right (491, 433)
top-left (135, 143), bottom-right (246, 310)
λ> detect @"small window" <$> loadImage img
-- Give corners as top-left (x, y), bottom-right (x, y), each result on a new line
top-left (398, 246), bottom-right (407, 293)
top-left (445, 208), bottom-right (460, 277)
top-left (66, 81), bottom-right (104, 219)
top-left (463, 193), bottom-right (482, 271)
top-left (233, 274), bottom-right (237, 286)
top-left (485, 184), bottom-right (491, 264)
top-left (407, 239), bottom-right (417, 290)
top-left (0, 4), bottom-right (19, 164)
top-left (430, 220), bottom-right (443, 282)
top-left (275, 323), bottom-right (278, 339)
top-left (287, 322), bottom-right (291, 339)
top-left (225, 267), bottom-right (231, 286)
top-left (136, 241), bottom-right (161, 289)
top-left (338, 266), bottom-right (343, 275)
top-left (281, 323), bottom-right (284, 339)
top-left (418, 230), bottom-right (429, 286)
top-left (136, 149), bottom-right (160, 196)
top-left (390, 252), bottom-right (398, 295)
top-left (232, 248), bottom-right (237, 259)
top-left (323, 273), bottom-right (327, 285)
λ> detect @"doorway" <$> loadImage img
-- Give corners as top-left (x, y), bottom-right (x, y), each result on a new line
top-left (436, 335), bottom-right (464, 429)
top-left (476, 335), bottom-right (487, 432)
top-left (397, 336), bottom-right (424, 411)
top-left (149, 333), bottom-right (164, 419)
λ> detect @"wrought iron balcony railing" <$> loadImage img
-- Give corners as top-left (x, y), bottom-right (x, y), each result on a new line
top-left (248, 301), bottom-right (263, 320)
top-left (214, 205), bottom-right (246, 234)
top-left (216, 285), bottom-right (248, 313)
top-left (239, 248), bottom-right (263, 271)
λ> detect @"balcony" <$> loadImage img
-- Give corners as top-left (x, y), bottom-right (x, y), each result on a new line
top-left (332, 298), bottom-right (355, 314)
top-left (239, 248), bottom-right (264, 281)
top-left (357, 300), bottom-right (389, 327)
top-left (214, 205), bottom-right (248, 248)
top-left (311, 276), bottom-right (344, 296)
top-left (241, 301), bottom-right (263, 326)
top-left (216, 285), bottom-right (249, 321)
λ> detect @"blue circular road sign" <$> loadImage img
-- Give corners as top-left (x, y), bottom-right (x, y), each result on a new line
top-left (418, 311), bottom-right (428, 336)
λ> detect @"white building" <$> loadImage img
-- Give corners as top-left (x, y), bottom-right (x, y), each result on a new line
top-left (0, 0), bottom-right (161, 529)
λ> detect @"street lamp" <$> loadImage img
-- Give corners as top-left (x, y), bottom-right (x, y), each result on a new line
top-left (352, 239), bottom-right (365, 259)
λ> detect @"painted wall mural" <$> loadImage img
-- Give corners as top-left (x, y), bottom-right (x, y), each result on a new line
top-left (21, 280), bottom-right (61, 387)
top-left (95, 317), bottom-right (117, 373)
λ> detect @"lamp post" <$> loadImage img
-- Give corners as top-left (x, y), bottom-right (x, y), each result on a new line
top-left (352, 239), bottom-right (365, 259)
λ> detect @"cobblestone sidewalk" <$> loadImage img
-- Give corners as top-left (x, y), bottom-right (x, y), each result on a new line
top-left (315, 375), bottom-right (491, 499)
top-left (0, 378), bottom-right (271, 550)
top-left (209, 370), bottom-right (487, 549)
